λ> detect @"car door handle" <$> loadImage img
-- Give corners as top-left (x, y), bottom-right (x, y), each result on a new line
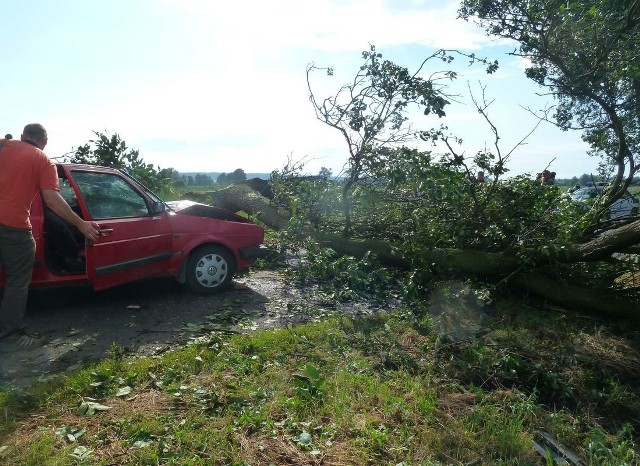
top-left (98, 228), bottom-right (114, 235)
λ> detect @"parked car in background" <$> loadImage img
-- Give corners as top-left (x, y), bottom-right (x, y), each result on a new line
top-left (0, 164), bottom-right (268, 294)
top-left (583, 181), bottom-right (608, 188)
top-left (570, 186), bottom-right (640, 219)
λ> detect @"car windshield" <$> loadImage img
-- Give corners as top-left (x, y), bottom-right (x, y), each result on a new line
top-left (120, 169), bottom-right (171, 212)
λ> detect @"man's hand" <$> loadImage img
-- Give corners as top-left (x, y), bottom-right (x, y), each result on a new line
top-left (76, 220), bottom-right (100, 241)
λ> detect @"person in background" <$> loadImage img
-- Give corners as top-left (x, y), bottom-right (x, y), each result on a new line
top-left (541, 170), bottom-right (556, 185)
top-left (475, 171), bottom-right (486, 183)
top-left (0, 124), bottom-right (100, 351)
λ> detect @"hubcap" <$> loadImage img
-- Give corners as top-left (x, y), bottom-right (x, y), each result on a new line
top-left (195, 253), bottom-right (227, 287)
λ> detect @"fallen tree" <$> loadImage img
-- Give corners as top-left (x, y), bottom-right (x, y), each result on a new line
top-left (183, 183), bottom-right (640, 319)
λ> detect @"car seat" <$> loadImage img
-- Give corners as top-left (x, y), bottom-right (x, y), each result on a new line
top-left (43, 208), bottom-right (86, 273)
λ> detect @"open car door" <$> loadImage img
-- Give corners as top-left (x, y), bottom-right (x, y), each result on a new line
top-left (68, 168), bottom-right (174, 291)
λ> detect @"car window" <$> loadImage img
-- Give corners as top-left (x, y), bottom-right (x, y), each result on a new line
top-left (71, 171), bottom-right (150, 219)
top-left (57, 177), bottom-right (84, 217)
top-left (59, 177), bottom-right (79, 206)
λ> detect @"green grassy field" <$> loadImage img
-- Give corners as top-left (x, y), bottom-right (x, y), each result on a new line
top-left (1, 293), bottom-right (637, 465)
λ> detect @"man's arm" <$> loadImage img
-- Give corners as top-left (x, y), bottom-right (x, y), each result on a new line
top-left (41, 189), bottom-right (100, 241)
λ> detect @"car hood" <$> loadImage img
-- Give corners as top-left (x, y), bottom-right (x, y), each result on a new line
top-left (165, 200), bottom-right (254, 224)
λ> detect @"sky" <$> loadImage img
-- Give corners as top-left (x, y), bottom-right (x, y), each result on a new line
top-left (1, 0), bottom-right (600, 179)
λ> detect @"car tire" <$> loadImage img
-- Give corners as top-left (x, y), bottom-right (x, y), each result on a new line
top-left (631, 207), bottom-right (639, 216)
top-left (186, 245), bottom-right (235, 294)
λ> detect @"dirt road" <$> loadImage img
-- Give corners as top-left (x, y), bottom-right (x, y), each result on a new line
top-left (0, 270), bottom-right (392, 386)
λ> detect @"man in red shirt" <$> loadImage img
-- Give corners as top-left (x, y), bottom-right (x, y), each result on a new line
top-left (0, 124), bottom-right (100, 351)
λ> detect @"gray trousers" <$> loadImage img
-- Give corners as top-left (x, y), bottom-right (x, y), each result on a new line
top-left (0, 223), bottom-right (35, 337)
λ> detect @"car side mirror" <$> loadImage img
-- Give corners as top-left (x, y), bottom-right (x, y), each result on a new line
top-left (151, 201), bottom-right (167, 214)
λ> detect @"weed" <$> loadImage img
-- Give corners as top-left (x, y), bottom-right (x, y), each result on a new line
top-left (292, 363), bottom-right (325, 399)
top-left (534, 367), bottom-right (574, 401)
top-left (467, 391), bottom-right (539, 462)
top-left (106, 342), bottom-right (127, 361)
top-left (584, 424), bottom-right (637, 465)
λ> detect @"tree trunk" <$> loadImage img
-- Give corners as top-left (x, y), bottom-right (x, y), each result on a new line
top-left (183, 184), bottom-right (640, 319)
top-left (207, 184), bottom-right (290, 230)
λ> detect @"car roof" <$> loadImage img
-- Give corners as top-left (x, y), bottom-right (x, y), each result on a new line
top-left (56, 162), bottom-right (117, 170)
top-left (55, 163), bottom-right (130, 177)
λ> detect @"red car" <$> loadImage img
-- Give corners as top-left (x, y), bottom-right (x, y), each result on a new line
top-left (0, 164), bottom-right (268, 294)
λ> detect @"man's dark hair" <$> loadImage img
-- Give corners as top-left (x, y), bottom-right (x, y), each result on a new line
top-left (3, 134), bottom-right (12, 139)
top-left (22, 123), bottom-right (47, 141)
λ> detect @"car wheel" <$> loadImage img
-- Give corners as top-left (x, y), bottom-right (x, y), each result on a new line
top-left (186, 245), bottom-right (235, 294)
top-left (631, 207), bottom-right (639, 216)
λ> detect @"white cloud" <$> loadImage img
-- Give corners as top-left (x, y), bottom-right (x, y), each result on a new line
top-left (167, 0), bottom-right (490, 53)
top-left (516, 56), bottom-right (533, 69)
top-left (7, 0), bottom-right (593, 177)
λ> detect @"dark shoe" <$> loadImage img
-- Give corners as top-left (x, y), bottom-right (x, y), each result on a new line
top-left (21, 328), bottom-right (43, 339)
top-left (0, 329), bottom-right (47, 352)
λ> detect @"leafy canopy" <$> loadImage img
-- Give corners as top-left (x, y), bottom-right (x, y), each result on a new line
top-left (459, 0), bottom-right (640, 212)
top-left (307, 45), bottom-right (497, 235)
top-left (69, 131), bottom-right (173, 192)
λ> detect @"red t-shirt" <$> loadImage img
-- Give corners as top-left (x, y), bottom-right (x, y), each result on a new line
top-left (0, 139), bottom-right (59, 229)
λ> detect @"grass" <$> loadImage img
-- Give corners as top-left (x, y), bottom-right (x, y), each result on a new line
top-left (0, 297), bottom-right (638, 465)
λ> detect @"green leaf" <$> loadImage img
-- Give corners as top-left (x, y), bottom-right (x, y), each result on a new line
top-left (132, 440), bottom-right (153, 449)
top-left (304, 364), bottom-right (320, 380)
top-left (69, 446), bottom-right (92, 460)
top-left (297, 432), bottom-right (312, 446)
top-left (76, 402), bottom-right (89, 416)
top-left (291, 375), bottom-right (311, 394)
top-left (77, 400), bottom-right (112, 416)
top-left (115, 386), bottom-right (132, 397)
top-left (67, 427), bottom-right (86, 442)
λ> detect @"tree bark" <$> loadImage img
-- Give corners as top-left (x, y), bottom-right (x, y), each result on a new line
top-left (207, 184), bottom-right (290, 230)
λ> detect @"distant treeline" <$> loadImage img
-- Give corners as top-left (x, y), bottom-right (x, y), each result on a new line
top-left (172, 168), bottom-right (640, 187)
top-left (173, 170), bottom-right (633, 188)
top-left (172, 166), bottom-right (333, 187)
top-left (172, 169), bottom-right (270, 187)
top-left (557, 174), bottom-right (640, 186)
